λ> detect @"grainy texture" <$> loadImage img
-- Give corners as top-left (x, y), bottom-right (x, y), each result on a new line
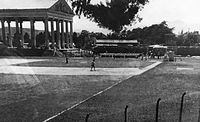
top-left (53, 58), bottom-right (200, 122)
top-left (0, 57), bottom-right (153, 121)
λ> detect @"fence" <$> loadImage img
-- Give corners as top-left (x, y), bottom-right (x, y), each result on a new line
top-left (79, 92), bottom-right (196, 122)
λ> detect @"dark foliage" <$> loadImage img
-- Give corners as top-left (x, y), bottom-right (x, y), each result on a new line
top-left (71, 0), bottom-right (148, 32)
top-left (13, 32), bottom-right (22, 48)
top-left (36, 32), bottom-right (45, 47)
top-left (176, 31), bottom-right (200, 46)
top-left (24, 32), bottom-right (31, 47)
top-left (36, 32), bottom-right (51, 48)
top-left (127, 21), bottom-right (175, 45)
top-left (73, 30), bottom-right (96, 49)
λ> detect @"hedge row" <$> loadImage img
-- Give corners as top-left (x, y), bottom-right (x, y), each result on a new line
top-left (176, 47), bottom-right (200, 56)
top-left (94, 46), bottom-right (200, 56)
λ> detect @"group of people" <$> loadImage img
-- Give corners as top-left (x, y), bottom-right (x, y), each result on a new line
top-left (139, 50), bottom-right (163, 60)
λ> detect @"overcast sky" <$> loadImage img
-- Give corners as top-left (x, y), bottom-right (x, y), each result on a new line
top-left (1, 0), bottom-right (200, 34)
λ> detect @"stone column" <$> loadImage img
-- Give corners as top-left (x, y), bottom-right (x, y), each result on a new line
top-left (30, 19), bottom-right (36, 48)
top-left (61, 20), bottom-right (65, 49)
top-left (65, 21), bottom-right (69, 48)
top-left (56, 20), bottom-right (61, 49)
top-left (70, 21), bottom-right (73, 48)
top-left (15, 19), bottom-right (19, 33)
top-left (44, 19), bottom-right (49, 48)
top-left (51, 20), bottom-right (55, 48)
top-left (7, 20), bottom-right (12, 47)
top-left (1, 19), bottom-right (6, 44)
top-left (19, 21), bottom-right (24, 47)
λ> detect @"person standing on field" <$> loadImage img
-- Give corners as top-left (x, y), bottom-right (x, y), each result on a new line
top-left (90, 59), bottom-right (96, 71)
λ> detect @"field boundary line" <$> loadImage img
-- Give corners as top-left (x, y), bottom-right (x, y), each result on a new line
top-left (43, 61), bottom-right (162, 122)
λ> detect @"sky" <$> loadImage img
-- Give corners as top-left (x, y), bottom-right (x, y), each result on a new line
top-left (1, 0), bottom-right (200, 34)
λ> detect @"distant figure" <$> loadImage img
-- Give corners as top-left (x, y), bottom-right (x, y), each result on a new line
top-left (65, 55), bottom-right (69, 64)
top-left (148, 51), bottom-right (152, 59)
top-left (157, 51), bottom-right (160, 59)
top-left (53, 46), bottom-right (57, 56)
top-left (145, 53), bottom-right (148, 60)
top-left (141, 53), bottom-right (144, 60)
top-left (93, 55), bottom-right (96, 61)
top-left (90, 59), bottom-right (96, 71)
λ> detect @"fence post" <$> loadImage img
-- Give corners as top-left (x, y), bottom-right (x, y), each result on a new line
top-left (198, 107), bottom-right (200, 122)
top-left (155, 98), bottom-right (161, 122)
top-left (85, 113), bottom-right (90, 122)
top-left (179, 92), bottom-right (186, 122)
top-left (124, 105), bottom-right (128, 122)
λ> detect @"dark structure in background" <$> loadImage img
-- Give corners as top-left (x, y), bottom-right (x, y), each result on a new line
top-left (93, 39), bottom-right (141, 54)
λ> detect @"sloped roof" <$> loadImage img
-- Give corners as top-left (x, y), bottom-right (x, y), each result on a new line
top-left (49, 0), bottom-right (74, 14)
top-left (0, 0), bottom-right (74, 14)
top-left (0, 0), bottom-right (57, 9)
top-left (0, 0), bottom-right (74, 21)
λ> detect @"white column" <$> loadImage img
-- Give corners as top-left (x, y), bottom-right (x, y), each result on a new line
top-left (56, 20), bottom-right (61, 49)
top-left (20, 21), bottom-right (24, 47)
top-left (70, 21), bottom-right (73, 48)
top-left (65, 21), bottom-right (69, 48)
top-left (61, 20), bottom-right (65, 49)
top-left (44, 19), bottom-right (49, 48)
top-left (7, 20), bottom-right (12, 47)
top-left (15, 19), bottom-right (19, 34)
top-left (30, 19), bottom-right (36, 48)
top-left (1, 19), bottom-right (6, 44)
top-left (51, 20), bottom-right (55, 48)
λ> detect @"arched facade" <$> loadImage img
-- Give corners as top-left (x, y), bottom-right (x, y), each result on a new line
top-left (0, 0), bottom-right (74, 49)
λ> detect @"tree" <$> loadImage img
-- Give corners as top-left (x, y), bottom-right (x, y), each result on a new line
top-left (13, 32), bottom-right (22, 48)
top-left (35, 32), bottom-right (51, 48)
top-left (93, 32), bottom-right (107, 39)
top-left (73, 32), bottom-right (81, 48)
top-left (73, 30), bottom-right (97, 50)
top-left (36, 32), bottom-right (45, 47)
top-left (24, 33), bottom-right (32, 47)
top-left (71, 0), bottom-right (148, 33)
top-left (176, 31), bottom-right (200, 46)
top-left (127, 21), bottom-right (175, 45)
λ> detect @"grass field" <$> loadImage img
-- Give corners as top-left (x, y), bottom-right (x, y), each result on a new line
top-left (0, 57), bottom-right (153, 122)
top-left (50, 57), bottom-right (200, 122)
top-left (2, 56), bottom-right (200, 122)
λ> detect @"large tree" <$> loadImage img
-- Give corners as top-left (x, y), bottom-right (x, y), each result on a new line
top-left (176, 31), bottom-right (200, 46)
top-left (71, 0), bottom-right (148, 33)
top-left (127, 21), bottom-right (175, 45)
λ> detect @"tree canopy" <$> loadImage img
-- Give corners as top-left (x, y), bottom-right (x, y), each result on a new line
top-left (71, 0), bottom-right (148, 33)
top-left (127, 21), bottom-right (175, 45)
top-left (176, 31), bottom-right (200, 46)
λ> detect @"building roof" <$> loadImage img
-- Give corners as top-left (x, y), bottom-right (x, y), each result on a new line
top-left (149, 45), bottom-right (167, 48)
top-left (0, 0), bottom-right (74, 21)
top-left (1, 0), bottom-right (61, 9)
top-left (96, 40), bottom-right (138, 44)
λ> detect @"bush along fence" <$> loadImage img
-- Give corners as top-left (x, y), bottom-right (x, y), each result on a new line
top-left (168, 46), bottom-right (200, 56)
top-left (83, 92), bottom-right (196, 122)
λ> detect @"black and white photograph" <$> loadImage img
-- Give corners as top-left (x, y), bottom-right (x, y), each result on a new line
top-left (0, 0), bottom-right (199, 121)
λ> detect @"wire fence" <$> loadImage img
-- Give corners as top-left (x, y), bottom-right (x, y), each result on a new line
top-left (46, 92), bottom-right (200, 122)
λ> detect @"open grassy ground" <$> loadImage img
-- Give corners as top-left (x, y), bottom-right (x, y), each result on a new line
top-left (0, 57), bottom-right (153, 122)
top-left (13, 57), bottom-right (152, 68)
top-left (49, 57), bottom-right (200, 122)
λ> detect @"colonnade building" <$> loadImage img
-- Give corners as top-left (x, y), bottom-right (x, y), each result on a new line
top-left (0, 0), bottom-right (74, 49)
